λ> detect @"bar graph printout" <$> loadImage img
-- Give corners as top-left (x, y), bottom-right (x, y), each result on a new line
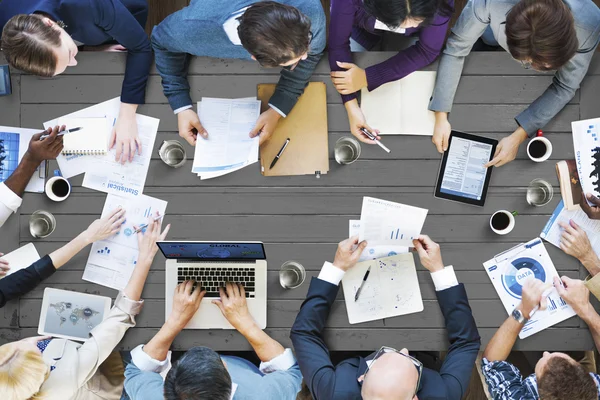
top-left (358, 197), bottom-right (428, 247)
top-left (83, 194), bottom-right (168, 290)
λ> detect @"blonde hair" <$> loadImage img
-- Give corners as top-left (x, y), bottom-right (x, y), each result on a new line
top-left (0, 342), bottom-right (49, 400)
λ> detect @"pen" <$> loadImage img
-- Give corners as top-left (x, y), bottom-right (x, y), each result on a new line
top-left (40, 127), bottom-right (83, 140)
top-left (133, 214), bottom-right (164, 234)
top-left (360, 128), bottom-right (391, 153)
top-left (354, 266), bottom-right (372, 302)
top-left (529, 286), bottom-right (556, 318)
top-left (269, 138), bottom-right (290, 170)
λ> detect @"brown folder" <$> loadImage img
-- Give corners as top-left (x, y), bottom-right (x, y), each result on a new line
top-left (257, 82), bottom-right (329, 177)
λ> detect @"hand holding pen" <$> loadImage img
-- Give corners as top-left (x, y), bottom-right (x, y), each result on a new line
top-left (133, 213), bottom-right (164, 234)
top-left (360, 128), bottom-right (391, 153)
top-left (40, 126), bottom-right (83, 140)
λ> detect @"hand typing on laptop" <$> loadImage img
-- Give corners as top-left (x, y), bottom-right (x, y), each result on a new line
top-left (213, 282), bottom-right (256, 331)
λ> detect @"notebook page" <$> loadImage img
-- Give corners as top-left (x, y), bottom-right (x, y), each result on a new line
top-left (61, 117), bottom-right (110, 154)
top-left (399, 71), bottom-right (436, 135)
top-left (360, 80), bottom-right (403, 135)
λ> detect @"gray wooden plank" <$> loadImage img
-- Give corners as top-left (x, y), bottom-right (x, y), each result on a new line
top-left (0, 74), bottom-right (20, 126)
top-left (580, 75), bottom-right (600, 120)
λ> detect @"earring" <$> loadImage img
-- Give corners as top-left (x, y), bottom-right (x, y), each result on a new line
top-left (56, 20), bottom-right (68, 29)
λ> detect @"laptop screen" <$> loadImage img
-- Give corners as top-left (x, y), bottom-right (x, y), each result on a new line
top-left (157, 242), bottom-right (266, 260)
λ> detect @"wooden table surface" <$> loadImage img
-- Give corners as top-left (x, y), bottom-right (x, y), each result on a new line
top-left (0, 52), bottom-right (599, 351)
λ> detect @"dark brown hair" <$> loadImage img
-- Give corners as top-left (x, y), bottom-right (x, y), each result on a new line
top-left (505, 0), bottom-right (578, 71)
top-left (538, 357), bottom-right (597, 400)
top-left (237, 1), bottom-right (311, 68)
top-left (1, 14), bottom-right (61, 77)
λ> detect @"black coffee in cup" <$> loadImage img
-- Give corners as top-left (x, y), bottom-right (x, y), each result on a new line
top-left (51, 179), bottom-right (70, 197)
top-left (491, 212), bottom-right (510, 230)
top-left (528, 140), bottom-right (547, 158)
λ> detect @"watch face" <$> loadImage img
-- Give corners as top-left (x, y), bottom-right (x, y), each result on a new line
top-left (512, 309), bottom-right (523, 321)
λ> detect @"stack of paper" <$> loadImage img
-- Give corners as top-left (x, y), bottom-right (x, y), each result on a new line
top-left (349, 220), bottom-right (408, 261)
top-left (0, 243), bottom-right (40, 278)
top-left (0, 126), bottom-right (47, 193)
top-left (572, 118), bottom-right (600, 202)
top-left (192, 97), bottom-right (260, 180)
top-left (541, 200), bottom-right (600, 255)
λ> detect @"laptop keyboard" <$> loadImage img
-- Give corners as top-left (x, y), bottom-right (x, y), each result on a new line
top-left (177, 266), bottom-right (256, 298)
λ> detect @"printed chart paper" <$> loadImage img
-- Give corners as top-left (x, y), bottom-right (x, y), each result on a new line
top-left (0, 126), bottom-right (47, 193)
top-left (541, 200), bottom-right (600, 255)
top-left (572, 118), bottom-right (600, 202)
top-left (483, 238), bottom-right (576, 339)
top-left (358, 197), bottom-right (428, 247)
top-left (83, 194), bottom-right (168, 290)
top-left (342, 254), bottom-right (423, 324)
top-left (349, 220), bottom-right (408, 261)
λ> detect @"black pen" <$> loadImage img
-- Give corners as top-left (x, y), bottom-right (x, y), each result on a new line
top-left (40, 127), bottom-right (83, 140)
top-left (269, 138), bottom-right (290, 170)
top-left (354, 266), bottom-right (371, 302)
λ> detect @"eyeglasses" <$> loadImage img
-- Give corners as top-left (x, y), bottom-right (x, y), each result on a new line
top-left (363, 346), bottom-right (423, 397)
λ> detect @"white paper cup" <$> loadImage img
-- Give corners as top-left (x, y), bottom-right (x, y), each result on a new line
top-left (527, 136), bottom-right (552, 162)
top-left (490, 210), bottom-right (516, 235)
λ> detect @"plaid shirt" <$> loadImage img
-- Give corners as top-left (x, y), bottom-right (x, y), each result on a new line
top-left (482, 358), bottom-right (600, 399)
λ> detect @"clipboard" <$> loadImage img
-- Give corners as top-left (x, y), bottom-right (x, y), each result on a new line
top-left (257, 82), bottom-right (329, 177)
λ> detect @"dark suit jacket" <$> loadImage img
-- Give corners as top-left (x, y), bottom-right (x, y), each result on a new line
top-left (0, 255), bottom-right (56, 308)
top-left (0, 0), bottom-right (152, 104)
top-left (291, 277), bottom-right (481, 400)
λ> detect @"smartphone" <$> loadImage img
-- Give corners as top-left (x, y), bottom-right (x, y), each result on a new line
top-left (0, 65), bottom-right (12, 96)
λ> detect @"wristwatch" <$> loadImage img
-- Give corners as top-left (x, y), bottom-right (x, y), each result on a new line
top-left (512, 308), bottom-right (528, 324)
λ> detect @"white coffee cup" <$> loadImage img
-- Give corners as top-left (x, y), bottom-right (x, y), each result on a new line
top-left (490, 210), bottom-right (517, 235)
top-left (45, 170), bottom-right (71, 202)
top-left (527, 136), bottom-right (552, 162)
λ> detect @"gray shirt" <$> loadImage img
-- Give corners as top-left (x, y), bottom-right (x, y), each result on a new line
top-left (429, 0), bottom-right (600, 136)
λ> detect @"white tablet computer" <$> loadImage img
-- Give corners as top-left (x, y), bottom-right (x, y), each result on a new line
top-left (38, 288), bottom-right (111, 342)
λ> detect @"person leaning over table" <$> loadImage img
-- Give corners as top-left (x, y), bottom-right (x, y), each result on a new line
top-left (0, 215), bottom-right (170, 400)
top-left (0, 0), bottom-right (153, 164)
top-left (481, 277), bottom-right (600, 399)
top-left (0, 125), bottom-right (64, 230)
top-left (151, 0), bottom-right (325, 147)
top-left (290, 235), bottom-right (481, 400)
top-left (429, 0), bottom-right (600, 167)
top-left (329, 0), bottom-right (453, 144)
top-left (123, 282), bottom-right (303, 400)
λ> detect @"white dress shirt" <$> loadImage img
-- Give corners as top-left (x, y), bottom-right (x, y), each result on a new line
top-left (0, 182), bottom-right (22, 228)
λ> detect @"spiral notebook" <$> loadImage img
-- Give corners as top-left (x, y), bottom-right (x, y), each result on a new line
top-left (61, 117), bottom-right (110, 155)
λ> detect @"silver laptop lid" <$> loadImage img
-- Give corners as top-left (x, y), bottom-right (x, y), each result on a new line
top-left (157, 241), bottom-right (266, 261)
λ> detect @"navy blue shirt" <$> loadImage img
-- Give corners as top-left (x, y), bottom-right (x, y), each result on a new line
top-left (0, 0), bottom-right (152, 104)
top-left (0, 254), bottom-right (56, 308)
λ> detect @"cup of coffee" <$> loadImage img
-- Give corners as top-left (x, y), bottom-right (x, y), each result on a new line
top-left (45, 170), bottom-right (71, 202)
top-left (527, 131), bottom-right (552, 162)
top-left (335, 136), bottom-right (361, 165)
top-left (158, 140), bottom-right (186, 168)
top-left (279, 260), bottom-right (306, 289)
top-left (527, 178), bottom-right (554, 207)
top-left (490, 210), bottom-right (517, 235)
top-left (29, 210), bottom-right (56, 238)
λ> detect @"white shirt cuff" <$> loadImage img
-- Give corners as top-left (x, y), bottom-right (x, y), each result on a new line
top-left (174, 105), bottom-right (193, 115)
top-left (0, 182), bottom-right (22, 212)
top-left (259, 348), bottom-right (297, 373)
top-left (430, 266), bottom-right (459, 291)
top-left (268, 103), bottom-right (287, 118)
top-left (131, 344), bottom-right (171, 373)
top-left (318, 261), bottom-right (346, 286)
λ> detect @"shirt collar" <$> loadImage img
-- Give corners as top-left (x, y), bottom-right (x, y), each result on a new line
top-left (222, 7), bottom-right (249, 46)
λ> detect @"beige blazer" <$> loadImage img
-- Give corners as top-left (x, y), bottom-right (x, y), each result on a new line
top-left (39, 292), bottom-right (143, 400)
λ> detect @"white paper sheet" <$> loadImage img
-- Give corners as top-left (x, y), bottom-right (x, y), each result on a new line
top-left (349, 220), bottom-right (408, 261)
top-left (0, 126), bottom-right (46, 192)
top-left (358, 197), bottom-right (428, 247)
top-left (573, 118), bottom-right (600, 202)
top-left (0, 243), bottom-right (40, 278)
top-left (483, 238), bottom-right (576, 339)
top-left (193, 98), bottom-right (260, 179)
top-left (541, 200), bottom-right (600, 255)
top-left (83, 194), bottom-right (168, 290)
top-left (341, 254), bottom-right (423, 324)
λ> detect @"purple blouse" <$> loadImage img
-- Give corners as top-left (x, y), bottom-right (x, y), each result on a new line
top-left (328, 0), bottom-right (453, 103)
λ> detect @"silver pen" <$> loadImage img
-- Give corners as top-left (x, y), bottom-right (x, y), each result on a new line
top-left (360, 128), bottom-right (391, 153)
top-left (133, 214), bottom-right (164, 234)
top-left (40, 127), bottom-right (83, 140)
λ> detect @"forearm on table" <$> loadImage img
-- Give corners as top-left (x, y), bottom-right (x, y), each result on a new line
top-left (49, 232), bottom-right (91, 269)
top-left (4, 153), bottom-right (40, 197)
top-left (483, 317), bottom-right (522, 362)
top-left (238, 322), bottom-right (285, 362)
top-left (581, 307), bottom-right (600, 351)
top-left (143, 319), bottom-right (181, 361)
top-left (124, 258), bottom-right (152, 301)
top-left (580, 253), bottom-right (600, 276)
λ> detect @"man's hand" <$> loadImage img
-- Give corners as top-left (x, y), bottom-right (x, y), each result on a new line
top-left (432, 112), bottom-right (451, 153)
top-left (109, 103), bottom-right (141, 164)
top-left (169, 280), bottom-right (206, 329)
top-left (332, 236), bottom-right (368, 271)
top-left (484, 127), bottom-right (528, 168)
top-left (177, 109), bottom-right (208, 146)
top-left (580, 192), bottom-right (600, 220)
top-left (212, 282), bottom-right (254, 331)
top-left (555, 276), bottom-right (593, 318)
top-left (135, 212), bottom-right (171, 265)
top-left (559, 220), bottom-right (593, 259)
top-left (331, 61), bottom-right (368, 95)
top-left (345, 99), bottom-right (379, 144)
top-left (0, 254), bottom-right (9, 277)
top-left (26, 126), bottom-right (65, 164)
top-left (519, 278), bottom-right (551, 318)
top-left (82, 207), bottom-right (126, 244)
top-left (249, 108), bottom-right (282, 145)
top-left (413, 235), bottom-right (444, 273)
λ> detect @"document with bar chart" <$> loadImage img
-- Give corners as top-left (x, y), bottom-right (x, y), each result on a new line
top-left (83, 193), bottom-right (168, 290)
top-left (483, 238), bottom-right (576, 339)
top-left (572, 118), bottom-right (600, 203)
top-left (358, 197), bottom-right (428, 247)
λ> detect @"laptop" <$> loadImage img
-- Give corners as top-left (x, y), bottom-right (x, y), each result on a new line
top-left (159, 241), bottom-right (267, 329)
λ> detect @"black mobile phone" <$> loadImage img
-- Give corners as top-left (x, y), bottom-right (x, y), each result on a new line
top-left (0, 65), bottom-right (12, 96)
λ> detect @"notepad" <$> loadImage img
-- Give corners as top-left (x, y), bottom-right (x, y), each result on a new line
top-left (0, 243), bottom-right (40, 278)
top-left (61, 117), bottom-right (110, 155)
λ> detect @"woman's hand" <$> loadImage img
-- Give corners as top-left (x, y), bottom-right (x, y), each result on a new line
top-left (109, 103), bottom-right (141, 164)
top-left (82, 207), bottom-right (126, 244)
top-left (136, 213), bottom-right (171, 265)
